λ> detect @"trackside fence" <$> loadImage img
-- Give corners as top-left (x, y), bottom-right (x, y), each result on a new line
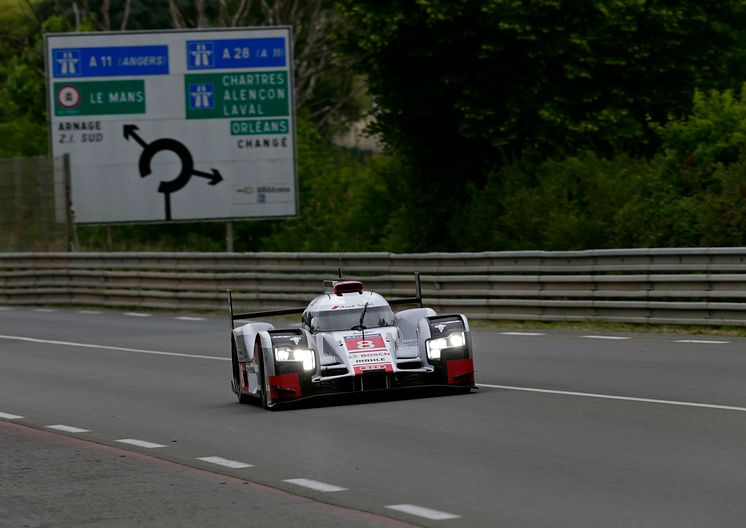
top-left (3, 249), bottom-right (746, 326)
top-left (0, 155), bottom-right (73, 252)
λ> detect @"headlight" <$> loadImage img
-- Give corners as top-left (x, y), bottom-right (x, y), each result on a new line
top-left (448, 332), bottom-right (465, 347)
top-left (426, 332), bottom-right (465, 360)
top-left (426, 337), bottom-right (447, 360)
top-left (274, 347), bottom-right (315, 371)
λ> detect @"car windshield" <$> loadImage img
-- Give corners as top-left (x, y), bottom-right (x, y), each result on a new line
top-left (310, 305), bottom-right (395, 333)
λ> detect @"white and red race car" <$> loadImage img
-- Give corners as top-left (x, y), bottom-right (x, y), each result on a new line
top-left (229, 274), bottom-right (475, 408)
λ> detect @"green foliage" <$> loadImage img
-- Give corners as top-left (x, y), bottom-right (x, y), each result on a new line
top-left (7, 3), bottom-right (746, 252)
top-left (0, 117), bottom-right (48, 158)
top-left (453, 84), bottom-right (746, 250)
top-left (337, 0), bottom-right (746, 249)
top-left (615, 86), bottom-right (746, 247)
top-left (77, 221), bottom-right (230, 251)
top-left (0, 4), bottom-right (49, 156)
top-left (258, 114), bottom-right (409, 251)
top-left (32, 0), bottom-right (176, 31)
top-left (453, 152), bottom-right (654, 250)
top-left (340, 0), bottom-right (746, 159)
top-left (655, 87), bottom-right (746, 184)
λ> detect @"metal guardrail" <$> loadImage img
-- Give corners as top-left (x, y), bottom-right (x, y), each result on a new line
top-left (2, 249), bottom-right (746, 326)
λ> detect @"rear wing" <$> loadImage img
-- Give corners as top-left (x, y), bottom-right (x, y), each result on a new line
top-left (387, 272), bottom-right (423, 308)
top-left (228, 273), bottom-right (423, 330)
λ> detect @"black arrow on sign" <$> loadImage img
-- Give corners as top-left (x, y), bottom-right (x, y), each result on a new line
top-left (192, 169), bottom-right (223, 185)
top-left (123, 124), bottom-right (147, 148)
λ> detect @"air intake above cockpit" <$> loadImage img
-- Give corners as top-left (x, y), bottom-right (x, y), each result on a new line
top-left (332, 281), bottom-right (364, 295)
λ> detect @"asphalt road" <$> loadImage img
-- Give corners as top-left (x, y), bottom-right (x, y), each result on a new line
top-left (1, 306), bottom-right (745, 527)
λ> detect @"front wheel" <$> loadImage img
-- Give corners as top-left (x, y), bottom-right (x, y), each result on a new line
top-left (232, 338), bottom-right (251, 404)
top-left (256, 338), bottom-right (271, 409)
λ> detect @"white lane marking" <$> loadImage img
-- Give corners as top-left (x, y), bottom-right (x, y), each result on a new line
top-left (197, 456), bottom-right (253, 469)
top-left (0, 412), bottom-right (24, 420)
top-left (77, 310), bottom-right (102, 315)
top-left (46, 424), bottom-right (90, 433)
top-left (124, 312), bottom-right (151, 318)
top-left (479, 384), bottom-right (746, 413)
top-left (34, 308), bottom-right (57, 313)
top-left (283, 478), bottom-right (347, 492)
top-left (385, 504), bottom-right (460, 520)
top-left (500, 331), bottom-right (546, 336)
top-left (0, 334), bottom-right (228, 362)
top-left (115, 438), bottom-right (166, 449)
top-left (175, 316), bottom-right (206, 321)
top-left (582, 335), bottom-right (630, 340)
top-left (675, 339), bottom-right (730, 344)
top-left (0, 307), bottom-right (10, 311)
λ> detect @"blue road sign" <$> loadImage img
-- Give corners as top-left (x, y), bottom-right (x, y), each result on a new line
top-left (186, 38), bottom-right (286, 70)
top-left (52, 45), bottom-right (169, 78)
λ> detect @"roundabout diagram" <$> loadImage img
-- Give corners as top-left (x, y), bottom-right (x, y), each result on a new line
top-left (123, 124), bottom-right (223, 220)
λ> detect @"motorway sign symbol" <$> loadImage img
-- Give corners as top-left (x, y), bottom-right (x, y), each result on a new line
top-left (54, 49), bottom-right (81, 76)
top-left (188, 84), bottom-right (214, 110)
top-left (188, 42), bottom-right (214, 68)
top-left (46, 28), bottom-right (297, 224)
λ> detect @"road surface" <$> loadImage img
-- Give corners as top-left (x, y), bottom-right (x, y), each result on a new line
top-left (1, 307), bottom-right (745, 527)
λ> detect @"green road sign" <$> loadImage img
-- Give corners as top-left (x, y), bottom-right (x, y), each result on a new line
top-left (53, 80), bottom-right (146, 116)
top-left (230, 118), bottom-right (289, 135)
top-left (185, 72), bottom-right (289, 119)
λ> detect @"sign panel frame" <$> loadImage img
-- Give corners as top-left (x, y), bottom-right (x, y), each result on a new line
top-left (45, 27), bottom-right (298, 225)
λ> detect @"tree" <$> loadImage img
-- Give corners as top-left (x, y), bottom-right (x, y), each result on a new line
top-left (615, 85), bottom-right (746, 248)
top-left (0, 1), bottom-right (55, 156)
top-left (337, 0), bottom-right (746, 249)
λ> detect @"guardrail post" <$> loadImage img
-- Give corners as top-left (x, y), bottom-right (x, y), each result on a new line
top-left (226, 222), bottom-right (234, 252)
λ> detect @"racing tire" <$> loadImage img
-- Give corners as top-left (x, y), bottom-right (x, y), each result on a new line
top-left (232, 338), bottom-right (252, 404)
top-left (256, 338), bottom-right (271, 409)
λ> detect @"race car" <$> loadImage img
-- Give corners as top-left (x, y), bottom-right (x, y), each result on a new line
top-left (228, 273), bottom-right (475, 408)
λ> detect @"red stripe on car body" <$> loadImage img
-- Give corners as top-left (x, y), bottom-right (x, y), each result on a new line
top-left (268, 373), bottom-right (301, 400)
top-left (446, 359), bottom-right (474, 385)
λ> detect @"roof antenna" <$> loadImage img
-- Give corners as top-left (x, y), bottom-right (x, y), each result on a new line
top-left (337, 248), bottom-right (343, 280)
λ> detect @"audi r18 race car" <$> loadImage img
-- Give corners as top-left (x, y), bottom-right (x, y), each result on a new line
top-left (228, 274), bottom-right (475, 408)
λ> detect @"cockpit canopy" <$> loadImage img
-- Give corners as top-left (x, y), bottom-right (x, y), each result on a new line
top-left (306, 304), bottom-right (396, 333)
top-left (303, 286), bottom-right (396, 334)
